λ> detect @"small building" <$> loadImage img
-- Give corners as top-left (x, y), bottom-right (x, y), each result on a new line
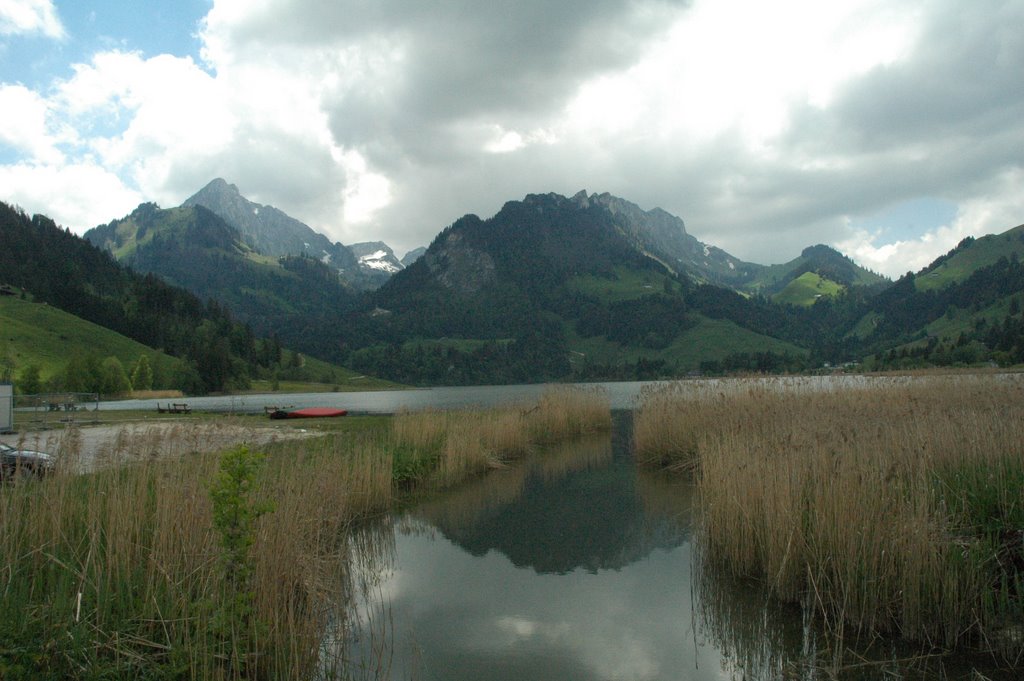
top-left (0, 383), bottom-right (12, 434)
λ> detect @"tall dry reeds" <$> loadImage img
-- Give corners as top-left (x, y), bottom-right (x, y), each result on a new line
top-left (390, 385), bottom-right (611, 490)
top-left (0, 427), bottom-right (392, 679)
top-left (635, 374), bottom-right (1024, 657)
top-left (0, 386), bottom-right (612, 678)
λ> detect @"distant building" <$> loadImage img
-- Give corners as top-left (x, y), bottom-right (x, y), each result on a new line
top-left (1, 383), bottom-right (13, 434)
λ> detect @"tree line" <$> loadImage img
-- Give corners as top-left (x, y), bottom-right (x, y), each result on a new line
top-left (1, 202), bottom-right (309, 394)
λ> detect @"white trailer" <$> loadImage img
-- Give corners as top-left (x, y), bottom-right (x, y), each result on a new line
top-left (0, 383), bottom-right (12, 433)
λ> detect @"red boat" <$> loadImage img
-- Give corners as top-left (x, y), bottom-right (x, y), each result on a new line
top-left (269, 407), bottom-right (348, 419)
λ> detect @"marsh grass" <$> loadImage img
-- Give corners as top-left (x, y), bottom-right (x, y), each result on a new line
top-left (0, 427), bottom-right (391, 680)
top-left (390, 385), bottom-right (611, 490)
top-left (635, 374), bottom-right (1024, 658)
top-left (0, 386), bottom-right (610, 679)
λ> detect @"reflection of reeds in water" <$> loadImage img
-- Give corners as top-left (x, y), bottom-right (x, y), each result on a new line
top-left (693, 542), bottom-right (813, 681)
top-left (391, 386), bottom-right (612, 491)
top-left (532, 433), bottom-right (612, 482)
top-left (636, 374), bottom-right (1024, 660)
top-left (414, 433), bottom-right (613, 533)
top-left (322, 516), bottom-right (399, 681)
top-left (414, 458), bottom-right (532, 532)
top-left (694, 543), bottom-right (1010, 681)
top-left (633, 470), bottom-right (694, 532)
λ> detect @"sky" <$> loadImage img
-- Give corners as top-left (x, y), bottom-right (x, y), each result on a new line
top-left (1, 0), bottom-right (1022, 276)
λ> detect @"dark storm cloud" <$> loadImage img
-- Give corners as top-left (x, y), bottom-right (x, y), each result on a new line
top-left (303, 0), bottom-right (691, 167)
top-left (825, 1), bottom-right (1024, 150)
top-left (779, 0), bottom-right (1024, 188)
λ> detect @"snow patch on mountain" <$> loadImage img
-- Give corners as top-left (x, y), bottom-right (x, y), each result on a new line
top-left (359, 250), bottom-right (402, 273)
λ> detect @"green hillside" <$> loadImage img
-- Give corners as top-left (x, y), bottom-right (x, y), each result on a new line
top-left (567, 314), bottom-right (806, 371)
top-left (568, 266), bottom-right (677, 302)
top-left (0, 294), bottom-right (184, 386)
top-left (773, 271), bottom-right (844, 306)
top-left (3, 201), bottom-right (389, 393)
top-left (346, 193), bottom-right (824, 383)
top-left (742, 244), bottom-right (887, 297)
top-left (915, 225), bottom-right (1024, 291)
top-left (86, 202), bottom-right (360, 362)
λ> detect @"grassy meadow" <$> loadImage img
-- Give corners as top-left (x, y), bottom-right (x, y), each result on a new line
top-left (634, 374), bottom-right (1024, 659)
top-left (566, 314), bottom-right (807, 372)
top-left (0, 295), bottom-right (183, 385)
top-left (771, 271), bottom-right (843, 307)
top-left (0, 387), bottom-right (610, 680)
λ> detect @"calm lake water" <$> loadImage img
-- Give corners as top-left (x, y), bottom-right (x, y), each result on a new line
top-left (98, 376), bottom-right (1024, 678)
top-left (98, 373), bottom-right (993, 415)
top-left (100, 381), bottom-right (663, 413)
top-left (332, 412), bottom-right (1017, 681)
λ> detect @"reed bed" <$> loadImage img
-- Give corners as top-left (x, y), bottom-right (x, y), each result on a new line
top-left (0, 428), bottom-right (392, 680)
top-left (390, 385), bottom-right (611, 490)
top-left (635, 374), bottom-right (1024, 658)
top-left (0, 386), bottom-right (611, 679)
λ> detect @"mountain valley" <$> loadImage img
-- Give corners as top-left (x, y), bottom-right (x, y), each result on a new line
top-left (3, 181), bottom-right (1024, 391)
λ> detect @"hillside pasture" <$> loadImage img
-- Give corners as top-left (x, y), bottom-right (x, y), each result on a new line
top-left (0, 295), bottom-right (182, 385)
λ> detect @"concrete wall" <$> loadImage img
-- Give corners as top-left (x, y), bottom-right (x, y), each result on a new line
top-left (0, 384), bottom-right (11, 433)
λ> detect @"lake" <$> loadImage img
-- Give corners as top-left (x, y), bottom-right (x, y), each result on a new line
top-left (331, 411), bottom-right (1016, 681)
top-left (98, 375), bottom-right (1022, 678)
top-left (99, 373), bottom-right (952, 415)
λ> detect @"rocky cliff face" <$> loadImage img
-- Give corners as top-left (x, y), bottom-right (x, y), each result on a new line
top-left (183, 179), bottom-right (417, 289)
top-left (576, 190), bottom-right (758, 285)
top-left (348, 241), bottom-right (405, 288)
top-left (183, 179), bottom-right (355, 266)
top-left (400, 246), bottom-right (427, 267)
top-left (423, 231), bottom-right (497, 296)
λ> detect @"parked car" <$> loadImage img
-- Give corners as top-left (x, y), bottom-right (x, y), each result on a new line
top-left (0, 442), bottom-right (56, 480)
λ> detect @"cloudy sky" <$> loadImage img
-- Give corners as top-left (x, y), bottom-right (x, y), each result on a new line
top-left (2, 0), bottom-right (1022, 275)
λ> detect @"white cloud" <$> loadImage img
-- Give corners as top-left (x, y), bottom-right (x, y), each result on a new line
top-left (1, 46), bottom-right (351, 233)
top-left (0, 0), bottom-right (64, 38)
top-left (340, 150), bottom-right (391, 225)
top-left (564, 0), bottom-right (921, 145)
top-left (835, 167), bottom-right (1024, 277)
top-left (0, 84), bottom-right (64, 163)
top-left (11, 50), bottom-right (239, 225)
top-left (1, 0), bottom-right (1022, 267)
top-left (0, 162), bottom-right (142, 229)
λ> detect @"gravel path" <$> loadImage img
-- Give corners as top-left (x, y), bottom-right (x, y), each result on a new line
top-left (0, 420), bottom-right (323, 472)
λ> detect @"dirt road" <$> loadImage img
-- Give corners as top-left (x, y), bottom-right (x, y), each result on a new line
top-left (0, 420), bottom-right (322, 472)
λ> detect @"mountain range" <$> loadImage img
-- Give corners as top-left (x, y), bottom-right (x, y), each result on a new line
top-left (4, 179), bottom-right (1022, 388)
top-left (181, 178), bottom-right (419, 288)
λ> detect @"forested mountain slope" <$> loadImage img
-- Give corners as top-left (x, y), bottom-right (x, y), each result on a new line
top-left (2, 201), bottom-right (315, 393)
top-left (85, 202), bottom-right (359, 361)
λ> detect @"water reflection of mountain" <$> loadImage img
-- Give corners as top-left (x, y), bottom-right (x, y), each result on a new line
top-left (414, 413), bottom-right (693, 574)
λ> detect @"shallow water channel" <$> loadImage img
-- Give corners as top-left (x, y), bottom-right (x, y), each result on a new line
top-left (336, 413), bottom-right (1017, 681)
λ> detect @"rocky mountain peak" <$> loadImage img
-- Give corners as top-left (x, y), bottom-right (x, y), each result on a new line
top-left (182, 179), bottom-right (402, 287)
top-left (349, 241), bottom-right (404, 275)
